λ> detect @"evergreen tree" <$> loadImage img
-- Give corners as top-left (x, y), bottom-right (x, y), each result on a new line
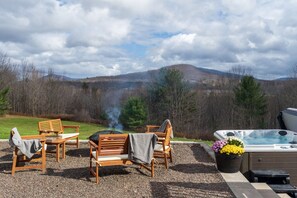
top-left (120, 97), bottom-right (147, 129)
top-left (233, 76), bottom-right (267, 128)
top-left (0, 87), bottom-right (10, 116)
top-left (147, 68), bottom-right (196, 131)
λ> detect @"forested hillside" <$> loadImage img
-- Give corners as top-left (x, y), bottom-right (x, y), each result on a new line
top-left (1, 53), bottom-right (297, 140)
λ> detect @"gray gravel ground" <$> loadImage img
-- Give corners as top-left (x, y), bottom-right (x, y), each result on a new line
top-left (0, 142), bottom-right (235, 198)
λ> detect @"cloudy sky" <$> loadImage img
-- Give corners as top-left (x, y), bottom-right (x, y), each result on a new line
top-left (0, 0), bottom-right (296, 79)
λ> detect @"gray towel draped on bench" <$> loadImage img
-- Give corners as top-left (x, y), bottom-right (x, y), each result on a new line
top-left (9, 127), bottom-right (42, 158)
top-left (128, 133), bottom-right (157, 164)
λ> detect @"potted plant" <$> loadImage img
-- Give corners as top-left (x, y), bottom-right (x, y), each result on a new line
top-left (211, 137), bottom-right (245, 173)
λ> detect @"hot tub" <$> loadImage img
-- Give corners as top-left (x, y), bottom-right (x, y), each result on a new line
top-left (214, 129), bottom-right (297, 152)
top-left (214, 129), bottom-right (297, 185)
top-left (213, 108), bottom-right (297, 185)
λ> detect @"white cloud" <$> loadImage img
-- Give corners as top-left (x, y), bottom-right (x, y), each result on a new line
top-left (0, 0), bottom-right (297, 79)
top-left (222, 0), bottom-right (257, 14)
top-left (29, 33), bottom-right (67, 51)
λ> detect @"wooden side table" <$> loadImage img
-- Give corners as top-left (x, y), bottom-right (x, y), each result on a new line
top-left (45, 137), bottom-right (66, 162)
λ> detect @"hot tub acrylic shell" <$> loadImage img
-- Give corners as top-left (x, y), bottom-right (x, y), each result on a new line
top-left (214, 129), bottom-right (297, 152)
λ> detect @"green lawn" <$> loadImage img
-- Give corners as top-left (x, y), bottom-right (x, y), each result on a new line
top-left (0, 115), bottom-right (115, 139)
top-left (0, 115), bottom-right (211, 144)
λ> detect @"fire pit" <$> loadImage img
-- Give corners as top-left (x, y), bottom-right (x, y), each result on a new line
top-left (88, 130), bottom-right (123, 144)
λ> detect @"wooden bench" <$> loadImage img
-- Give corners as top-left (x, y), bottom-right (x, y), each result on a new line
top-left (38, 119), bottom-right (79, 148)
top-left (89, 134), bottom-right (155, 184)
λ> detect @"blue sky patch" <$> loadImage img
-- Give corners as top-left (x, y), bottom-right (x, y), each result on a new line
top-left (121, 43), bottom-right (148, 58)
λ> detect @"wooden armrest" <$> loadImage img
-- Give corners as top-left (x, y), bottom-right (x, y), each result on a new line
top-left (88, 140), bottom-right (98, 148)
top-left (146, 125), bottom-right (160, 132)
top-left (39, 130), bottom-right (61, 133)
top-left (63, 125), bottom-right (80, 129)
top-left (154, 132), bottom-right (166, 137)
top-left (146, 125), bottom-right (159, 128)
top-left (39, 130), bottom-right (62, 135)
top-left (146, 132), bottom-right (165, 137)
top-left (22, 135), bottom-right (46, 141)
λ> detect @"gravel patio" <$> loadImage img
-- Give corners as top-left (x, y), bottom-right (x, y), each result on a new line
top-left (0, 142), bottom-right (235, 198)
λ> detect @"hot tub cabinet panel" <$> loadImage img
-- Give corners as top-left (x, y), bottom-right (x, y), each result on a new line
top-left (241, 152), bottom-right (297, 186)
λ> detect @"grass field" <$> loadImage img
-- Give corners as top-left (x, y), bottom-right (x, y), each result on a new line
top-left (0, 115), bottom-right (108, 139)
top-left (0, 115), bottom-right (210, 144)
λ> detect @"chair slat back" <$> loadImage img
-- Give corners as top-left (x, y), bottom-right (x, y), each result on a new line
top-left (98, 134), bottom-right (129, 156)
top-left (38, 119), bottom-right (63, 133)
top-left (38, 121), bottom-right (52, 131)
top-left (51, 119), bottom-right (63, 132)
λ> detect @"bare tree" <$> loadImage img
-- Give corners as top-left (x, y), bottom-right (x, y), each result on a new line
top-left (0, 52), bottom-right (17, 89)
top-left (229, 65), bottom-right (253, 77)
top-left (291, 64), bottom-right (297, 78)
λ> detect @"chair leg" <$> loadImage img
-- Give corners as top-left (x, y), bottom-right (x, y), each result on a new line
top-left (164, 153), bottom-right (168, 170)
top-left (169, 150), bottom-right (173, 162)
top-left (11, 155), bottom-right (17, 176)
top-left (42, 148), bottom-right (46, 173)
top-left (96, 163), bottom-right (99, 184)
top-left (89, 156), bottom-right (93, 175)
top-left (151, 158), bottom-right (155, 177)
top-left (76, 137), bottom-right (79, 148)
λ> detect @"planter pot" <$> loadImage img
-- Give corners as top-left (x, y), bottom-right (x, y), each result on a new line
top-left (215, 153), bottom-right (242, 173)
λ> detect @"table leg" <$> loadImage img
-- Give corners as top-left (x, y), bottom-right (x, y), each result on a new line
top-left (62, 142), bottom-right (66, 159)
top-left (56, 144), bottom-right (60, 162)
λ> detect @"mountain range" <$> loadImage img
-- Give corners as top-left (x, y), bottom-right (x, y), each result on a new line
top-left (45, 64), bottom-right (291, 90)
top-left (77, 64), bottom-right (237, 84)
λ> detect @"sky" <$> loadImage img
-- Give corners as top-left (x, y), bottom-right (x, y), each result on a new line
top-left (0, 0), bottom-right (297, 80)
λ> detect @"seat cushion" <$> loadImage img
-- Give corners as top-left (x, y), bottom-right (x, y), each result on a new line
top-left (91, 152), bottom-right (129, 162)
top-left (154, 143), bottom-right (169, 151)
top-left (58, 133), bottom-right (79, 139)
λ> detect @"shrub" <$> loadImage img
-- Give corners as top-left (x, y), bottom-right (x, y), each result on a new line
top-left (120, 97), bottom-right (147, 129)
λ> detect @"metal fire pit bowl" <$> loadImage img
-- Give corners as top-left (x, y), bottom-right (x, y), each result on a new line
top-left (88, 130), bottom-right (123, 144)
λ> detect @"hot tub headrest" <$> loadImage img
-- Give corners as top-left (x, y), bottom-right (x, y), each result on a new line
top-left (226, 132), bottom-right (235, 136)
top-left (278, 130), bottom-right (287, 136)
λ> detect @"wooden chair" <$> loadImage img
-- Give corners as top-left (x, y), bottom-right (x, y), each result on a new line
top-left (146, 119), bottom-right (173, 139)
top-left (89, 134), bottom-right (155, 184)
top-left (152, 123), bottom-right (173, 169)
top-left (146, 119), bottom-right (173, 167)
top-left (38, 119), bottom-right (79, 148)
top-left (10, 128), bottom-right (46, 176)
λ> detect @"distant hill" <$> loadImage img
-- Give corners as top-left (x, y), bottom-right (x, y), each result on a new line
top-left (51, 64), bottom-right (292, 91)
top-left (162, 64), bottom-right (237, 83)
top-left (275, 77), bottom-right (295, 81)
top-left (79, 64), bottom-right (237, 84)
top-left (42, 74), bottom-right (76, 81)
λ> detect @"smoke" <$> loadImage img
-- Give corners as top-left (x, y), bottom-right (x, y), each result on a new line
top-left (102, 89), bottom-right (125, 131)
top-left (106, 107), bottom-right (123, 131)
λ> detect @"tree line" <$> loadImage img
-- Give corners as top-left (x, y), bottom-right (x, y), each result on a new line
top-left (1, 52), bottom-right (297, 140)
